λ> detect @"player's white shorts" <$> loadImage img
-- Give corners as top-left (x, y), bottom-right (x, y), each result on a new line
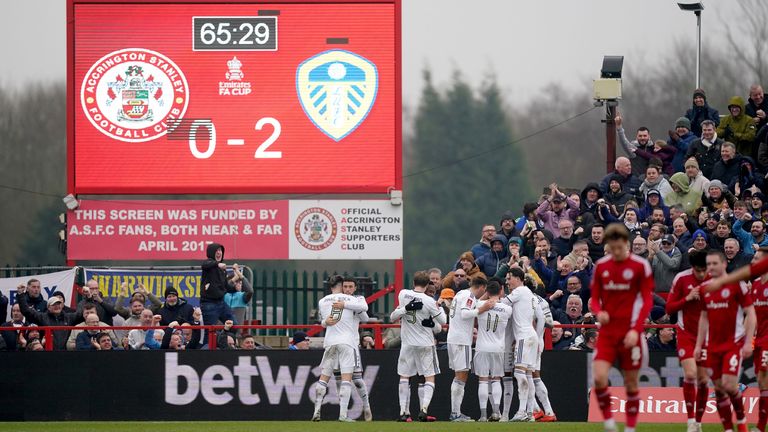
top-left (473, 351), bottom-right (505, 377)
top-left (334, 346), bottom-right (364, 375)
top-left (398, 345), bottom-right (440, 377)
top-left (514, 337), bottom-right (538, 368)
top-left (448, 343), bottom-right (472, 372)
top-left (321, 344), bottom-right (359, 375)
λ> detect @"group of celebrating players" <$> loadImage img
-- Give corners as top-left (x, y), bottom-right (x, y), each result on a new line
top-left (309, 222), bottom-right (768, 431)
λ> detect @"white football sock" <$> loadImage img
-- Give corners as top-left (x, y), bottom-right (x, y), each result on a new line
top-left (339, 381), bottom-right (353, 419)
top-left (478, 380), bottom-right (489, 419)
top-left (526, 372), bottom-right (536, 414)
top-left (491, 379), bottom-right (503, 415)
top-left (314, 380), bottom-right (328, 415)
top-left (398, 379), bottom-right (409, 415)
top-left (421, 382), bottom-right (435, 412)
top-left (534, 377), bottom-right (554, 415)
top-left (515, 369), bottom-right (529, 414)
top-left (502, 376), bottom-right (515, 418)
top-left (450, 378), bottom-right (466, 415)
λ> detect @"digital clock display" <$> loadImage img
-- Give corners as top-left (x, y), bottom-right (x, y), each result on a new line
top-left (192, 17), bottom-right (277, 51)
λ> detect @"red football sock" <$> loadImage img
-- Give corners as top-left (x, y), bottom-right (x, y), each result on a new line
top-left (758, 390), bottom-right (768, 432)
top-left (625, 390), bottom-right (640, 429)
top-left (696, 383), bottom-right (709, 423)
top-left (595, 387), bottom-right (613, 420)
top-left (716, 391), bottom-right (734, 430)
top-left (730, 390), bottom-right (746, 422)
top-left (683, 379), bottom-right (696, 420)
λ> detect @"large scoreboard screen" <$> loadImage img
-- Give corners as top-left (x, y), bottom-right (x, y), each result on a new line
top-left (69, 1), bottom-right (400, 194)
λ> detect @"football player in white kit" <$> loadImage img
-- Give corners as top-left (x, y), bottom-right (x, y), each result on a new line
top-left (311, 275), bottom-right (369, 422)
top-left (528, 277), bottom-right (557, 422)
top-left (472, 280), bottom-right (514, 422)
top-left (446, 277), bottom-right (492, 422)
top-left (330, 276), bottom-right (373, 421)
top-left (501, 267), bottom-right (544, 422)
top-left (390, 271), bottom-right (447, 422)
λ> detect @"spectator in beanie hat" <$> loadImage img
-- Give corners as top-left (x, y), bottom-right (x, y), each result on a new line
top-left (289, 331), bottom-right (310, 350)
top-left (157, 284), bottom-right (195, 326)
top-left (684, 158), bottom-right (710, 197)
top-left (668, 117), bottom-right (697, 173)
top-left (442, 251), bottom-right (486, 290)
top-left (689, 229), bottom-right (709, 254)
top-left (750, 193), bottom-right (766, 216)
top-left (684, 88), bottom-right (720, 137)
top-left (499, 211), bottom-right (517, 240)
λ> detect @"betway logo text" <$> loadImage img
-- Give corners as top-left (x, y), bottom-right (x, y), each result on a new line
top-left (164, 353), bottom-right (378, 417)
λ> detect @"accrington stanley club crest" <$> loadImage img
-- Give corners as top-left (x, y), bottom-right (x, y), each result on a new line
top-left (80, 48), bottom-right (189, 142)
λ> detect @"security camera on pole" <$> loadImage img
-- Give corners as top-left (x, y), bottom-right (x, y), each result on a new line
top-left (593, 56), bottom-right (624, 175)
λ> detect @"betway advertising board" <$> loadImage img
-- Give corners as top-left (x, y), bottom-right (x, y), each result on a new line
top-left (67, 199), bottom-right (402, 260)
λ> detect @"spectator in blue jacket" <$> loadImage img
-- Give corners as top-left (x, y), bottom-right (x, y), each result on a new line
top-left (470, 224), bottom-right (497, 260)
top-left (732, 214), bottom-right (768, 255)
top-left (475, 234), bottom-right (509, 278)
top-left (668, 117), bottom-right (698, 172)
top-left (224, 264), bottom-right (254, 324)
top-left (685, 88), bottom-right (720, 137)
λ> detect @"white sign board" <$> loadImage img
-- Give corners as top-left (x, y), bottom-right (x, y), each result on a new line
top-left (289, 200), bottom-right (403, 259)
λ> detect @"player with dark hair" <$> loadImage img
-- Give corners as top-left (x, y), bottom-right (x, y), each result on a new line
top-left (589, 224), bottom-right (654, 432)
top-left (527, 276), bottom-right (556, 422)
top-left (665, 249), bottom-right (710, 432)
top-left (501, 266), bottom-right (545, 421)
top-left (696, 251), bottom-right (755, 432)
top-left (312, 275), bottom-right (368, 422)
top-left (472, 280), bottom-right (512, 421)
top-left (447, 277), bottom-right (490, 422)
top-left (338, 276), bottom-right (373, 421)
top-left (390, 271), bottom-right (446, 422)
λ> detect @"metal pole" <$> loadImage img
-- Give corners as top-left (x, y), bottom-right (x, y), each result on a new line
top-left (606, 104), bottom-right (617, 174)
top-left (695, 10), bottom-right (701, 88)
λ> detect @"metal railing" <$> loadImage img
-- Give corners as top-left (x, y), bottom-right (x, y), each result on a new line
top-left (14, 322), bottom-right (674, 352)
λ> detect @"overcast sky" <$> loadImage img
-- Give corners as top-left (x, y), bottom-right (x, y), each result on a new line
top-left (0, 0), bottom-right (730, 106)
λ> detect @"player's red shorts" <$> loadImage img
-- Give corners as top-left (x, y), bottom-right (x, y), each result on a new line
top-left (706, 347), bottom-right (742, 381)
top-left (594, 331), bottom-right (648, 370)
top-left (677, 330), bottom-right (706, 366)
top-left (755, 345), bottom-right (768, 374)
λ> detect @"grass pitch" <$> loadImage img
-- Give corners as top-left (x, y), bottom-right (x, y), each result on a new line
top-left (0, 422), bottom-right (732, 432)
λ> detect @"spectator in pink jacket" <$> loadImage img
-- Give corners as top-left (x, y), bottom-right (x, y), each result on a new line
top-left (536, 183), bottom-right (578, 238)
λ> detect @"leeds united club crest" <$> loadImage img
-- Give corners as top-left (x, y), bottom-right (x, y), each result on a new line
top-left (296, 50), bottom-right (378, 141)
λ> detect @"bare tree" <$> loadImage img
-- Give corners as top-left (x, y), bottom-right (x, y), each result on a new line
top-left (722, 0), bottom-right (768, 85)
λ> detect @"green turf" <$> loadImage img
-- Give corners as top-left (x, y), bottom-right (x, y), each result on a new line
top-left (0, 422), bottom-right (732, 432)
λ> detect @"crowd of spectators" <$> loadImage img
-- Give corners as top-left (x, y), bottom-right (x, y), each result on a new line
top-left (4, 87), bottom-right (768, 353)
top-left (414, 86), bottom-right (768, 352)
top-left (0, 266), bottom-right (264, 351)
